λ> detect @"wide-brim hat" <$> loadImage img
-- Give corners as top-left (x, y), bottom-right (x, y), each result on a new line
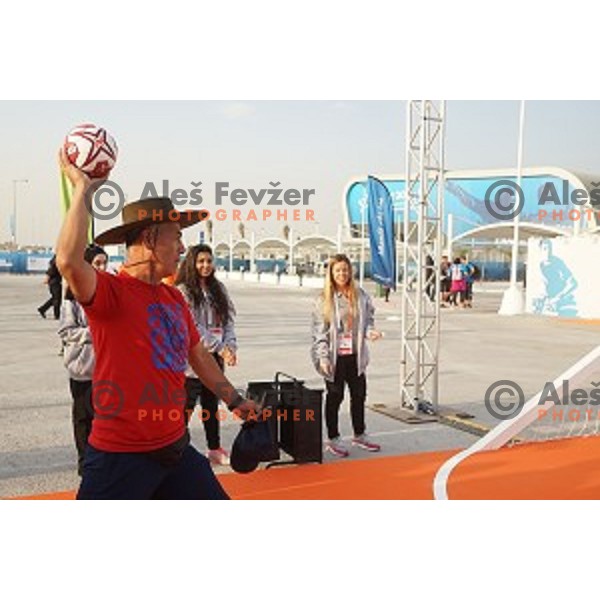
top-left (95, 197), bottom-right (209, 246)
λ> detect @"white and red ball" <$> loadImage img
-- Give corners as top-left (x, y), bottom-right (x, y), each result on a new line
top-left (64, 123), bottom-right (118, 179)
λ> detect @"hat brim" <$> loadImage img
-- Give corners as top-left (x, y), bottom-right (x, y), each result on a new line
top-left (95, 210), bottom-right (209, 246)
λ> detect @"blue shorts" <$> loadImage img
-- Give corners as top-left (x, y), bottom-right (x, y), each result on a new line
top-left (77, 443), bottom-right (229, 500)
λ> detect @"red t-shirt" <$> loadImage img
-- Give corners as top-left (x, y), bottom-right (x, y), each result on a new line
top-left (83, 270), bottom-right (200, 452)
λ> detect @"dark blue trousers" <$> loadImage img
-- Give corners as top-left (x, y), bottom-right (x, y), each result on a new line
top-left (77, 443), bottom-right (229, 500)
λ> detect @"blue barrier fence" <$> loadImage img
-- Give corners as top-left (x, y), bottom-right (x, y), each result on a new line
top-left (0, 252), bottom-right (53, 274)
top-left (0, 252), bottom-right (525, 281)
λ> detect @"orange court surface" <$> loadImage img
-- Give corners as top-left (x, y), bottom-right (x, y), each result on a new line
top-left (10, 436), bottom-right (600, 500)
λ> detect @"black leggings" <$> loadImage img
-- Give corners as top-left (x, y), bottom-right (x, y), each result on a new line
top-left (69, 379), bottom-right (94, 476)
top-left (324, 354), bottom-right (367, 440)
top-left (184, 354), bottom-right (225, 450)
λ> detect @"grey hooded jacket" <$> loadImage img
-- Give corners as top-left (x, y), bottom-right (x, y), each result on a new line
top-left (311, 287), bottom-right (375, 382)
top-left (57, 299), bottom-right (95, 381)
top-left (178, 282), bottom-right (237, 377)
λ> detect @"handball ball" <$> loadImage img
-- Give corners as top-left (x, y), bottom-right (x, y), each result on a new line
top-left (64, 123), bottom-right (118, 179)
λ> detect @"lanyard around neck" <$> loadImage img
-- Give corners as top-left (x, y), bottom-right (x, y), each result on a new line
top-left (334, 293), bottom-right (353, 331)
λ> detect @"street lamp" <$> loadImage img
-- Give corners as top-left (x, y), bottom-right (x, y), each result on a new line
top-left (12, 179), bottom-right (29, 247)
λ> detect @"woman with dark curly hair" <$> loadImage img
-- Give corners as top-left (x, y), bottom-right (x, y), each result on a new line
top-left (175, 244), bottom-right (237, 465)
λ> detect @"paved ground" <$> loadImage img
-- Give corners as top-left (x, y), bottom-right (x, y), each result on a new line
top-left (1, 273), bottom-right (599, 497)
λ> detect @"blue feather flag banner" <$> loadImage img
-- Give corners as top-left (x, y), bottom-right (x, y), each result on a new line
top-left (367, 176), bottom-right (396, 290)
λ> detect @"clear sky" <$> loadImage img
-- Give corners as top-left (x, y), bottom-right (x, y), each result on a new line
top-left (1, 100), bottom-right (599, 247)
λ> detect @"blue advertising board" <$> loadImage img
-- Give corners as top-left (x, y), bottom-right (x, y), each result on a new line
top-left (346, 173), bottom-right (578, 238)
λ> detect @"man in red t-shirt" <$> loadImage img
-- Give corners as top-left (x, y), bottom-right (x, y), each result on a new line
top-left (56, 151), bottom-right (257, 499)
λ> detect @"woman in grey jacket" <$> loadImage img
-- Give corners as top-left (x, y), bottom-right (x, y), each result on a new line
top-left (176, 244), bottom-right (237, 466)
top-left (311, 254), bottom-right (383, 457)
top-left (57, 245), bottom-right (108, 475)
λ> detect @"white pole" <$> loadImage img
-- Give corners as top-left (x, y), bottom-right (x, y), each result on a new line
top-left (289, 228), bottom-right (294, 275)
top-left (11, 179), bottom-right (28, 248)
top-left (336, 223), bottom-right (342, 253)
top-left (510, 100), bottom-right (525, 286)
top-left (359, 198), bottom-right (366, 287)
top-left (498, 100), bottom-right (526, 315)
top-left (395, 205), bottom-right (401, 287)
top-left (11, 180), bottom-right (16, 247)
top-left (250, 231), bottom-right (256, 273)
top-left (447, 213), bottom-right (454, 258)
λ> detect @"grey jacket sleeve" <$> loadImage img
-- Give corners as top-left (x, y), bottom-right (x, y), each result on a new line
top-left (58, 300), bottom-right (95, 380)
top-left (363, 289), bottom-right (376, 332)
top-left (57, 301), bottom-right (92, 345)
top-left (311, 296), bottom-right (332, 362)
top-left (221, 284), bottom-right (238, 353)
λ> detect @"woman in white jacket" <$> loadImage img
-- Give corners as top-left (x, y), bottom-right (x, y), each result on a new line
top-left (57, 245), bottom-right (108, 475)
top-left (176, 244), bottom-right (237, 466)
top-left (311, 254), bottom-right (383, 458)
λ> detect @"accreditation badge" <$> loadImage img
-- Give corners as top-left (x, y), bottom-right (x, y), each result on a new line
top-left (210, 327), bottom-right (224, 343)
top-left (338, 333), bottom-right (353, 356)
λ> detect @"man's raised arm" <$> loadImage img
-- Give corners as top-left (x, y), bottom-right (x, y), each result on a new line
top-left (55, 149), bottom-right (99, 305)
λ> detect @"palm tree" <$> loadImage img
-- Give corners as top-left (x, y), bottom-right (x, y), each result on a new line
top-left (238, 223), bottom-right (245, 239)
top-left (206, 220), bottom-right (213, 244)
top-left (282, 225), bottom-right (290, 241)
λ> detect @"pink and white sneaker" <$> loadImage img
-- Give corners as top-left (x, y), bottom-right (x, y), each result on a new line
top-left (207, 447), bottom-right (230, 466)
top-left (325, 437), bottom-right (350, 458)
top-left (352, 434), bottom-right (381, 452)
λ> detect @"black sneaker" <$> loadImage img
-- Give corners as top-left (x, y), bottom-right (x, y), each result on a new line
top-left (37, 308), bottom-right (46, 319)
top-left (418, 401), bottom-right (436, 416)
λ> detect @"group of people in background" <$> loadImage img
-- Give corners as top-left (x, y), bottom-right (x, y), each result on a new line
top-left (383, 253), bottom-right (479, 309)
top-left (50, 240), bottom-right (383, 475)
top-left (440, 254), bottom-right (478, 308)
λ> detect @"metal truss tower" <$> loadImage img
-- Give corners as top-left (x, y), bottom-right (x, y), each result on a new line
top-left (400, 100), bottom-right (446, 414)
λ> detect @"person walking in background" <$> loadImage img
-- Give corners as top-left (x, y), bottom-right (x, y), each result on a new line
top-left (57, 245), bottom-right (108, 475)
top-left (440, 255), bottom-right (451, 307)
top-left (311, 253), bottom-right (383, 458)
top-left (176, 244), bottom-right (238, 466)
top-left (462, 255), bottom-right (476, 308)
top-left (425, 254), bottom-right (436, 302)
top-left (383, 285), bottom-right (391, 302)
top-left (448, 257), bottom-right (467, 308)
top-left (38, 255), bottom-right (62, 319)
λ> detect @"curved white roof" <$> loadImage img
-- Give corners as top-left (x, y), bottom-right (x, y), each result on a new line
top-left (452, 222), bottom-right (568, 243)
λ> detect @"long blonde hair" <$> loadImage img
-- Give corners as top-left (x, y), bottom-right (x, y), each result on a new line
top-left (321, 254), bottom-right (359, 326)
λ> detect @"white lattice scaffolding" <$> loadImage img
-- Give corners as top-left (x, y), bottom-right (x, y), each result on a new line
top-left (400, 100), bottom-right (446, 414)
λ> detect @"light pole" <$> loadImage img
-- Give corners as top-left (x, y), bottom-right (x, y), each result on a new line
top-left (499, 100), bottom-right (526, 316)
top-left (12, 179), bottom-right (28, 248)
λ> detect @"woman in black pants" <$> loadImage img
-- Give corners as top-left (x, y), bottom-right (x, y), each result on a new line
top-left (176, 244), bottom-right (238, 466)
top-left (311, 254), bottom-right (383, 458)
top-left (57, 245), bottom-right (108, 475)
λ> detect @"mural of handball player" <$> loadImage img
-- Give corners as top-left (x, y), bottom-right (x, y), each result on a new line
top-left (56, 149), bottom-right (258, 500)
top-left (532, 239), bottom-right (578, 317)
